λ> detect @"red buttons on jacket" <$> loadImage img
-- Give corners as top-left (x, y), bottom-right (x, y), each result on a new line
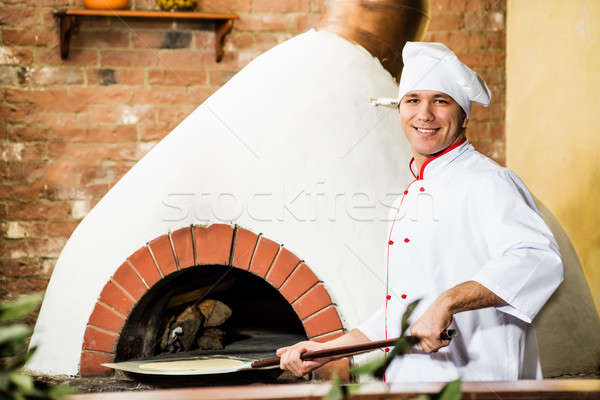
top-left (385, 347), bottom-right (390, 353)
top-left (404, 238), bottom-right (410, 243)
top-left (388, 240), bottom-right (394, 245)
top-left (419, 187), bottom-right (425, 192)
top-left (404, 190), bottom-right (408, 195)
top-left (386, 295), bottom-right (391, 300)
top-left (401, 294), bottom-right (407, 299)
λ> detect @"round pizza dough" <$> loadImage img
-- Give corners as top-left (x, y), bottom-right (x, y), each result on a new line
top-left (139, 358), bottom-right (246, 372)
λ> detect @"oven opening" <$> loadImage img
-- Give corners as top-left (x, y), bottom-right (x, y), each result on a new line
top-left (115, 265), bottom-right (307, 370)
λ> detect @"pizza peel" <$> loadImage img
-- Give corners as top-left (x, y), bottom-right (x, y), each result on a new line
top-left (102, 330), bottom-right (455, 376)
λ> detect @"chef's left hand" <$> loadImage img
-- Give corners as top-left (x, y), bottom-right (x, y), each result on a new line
top-left (409, 296), bottom-right (452, 353)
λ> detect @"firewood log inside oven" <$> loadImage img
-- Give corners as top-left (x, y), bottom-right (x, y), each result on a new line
top-left (160, 299), bottom-right (232, 353)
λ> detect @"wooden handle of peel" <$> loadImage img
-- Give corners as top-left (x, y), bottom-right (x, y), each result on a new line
top-left (250, 329), bottom-right (456, 369)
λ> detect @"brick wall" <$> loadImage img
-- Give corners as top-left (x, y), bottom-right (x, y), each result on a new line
top-left (0, 0), bottom-right (505, 300)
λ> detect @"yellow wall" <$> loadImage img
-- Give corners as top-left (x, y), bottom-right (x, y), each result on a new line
top-left (506, 0), bottom-right (600, 312)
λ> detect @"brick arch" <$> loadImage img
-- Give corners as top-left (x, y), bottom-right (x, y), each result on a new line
top-left (80, 224), bottom-right (345, 376)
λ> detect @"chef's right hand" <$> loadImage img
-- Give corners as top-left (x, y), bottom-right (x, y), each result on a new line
top-left (276, 340), bottom-right (330, 377)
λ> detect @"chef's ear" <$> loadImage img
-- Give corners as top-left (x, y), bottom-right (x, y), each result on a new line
top-left (461, 113), bottom-right (469, 129)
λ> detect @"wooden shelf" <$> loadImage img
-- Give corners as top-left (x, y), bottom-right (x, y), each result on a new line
top-left (54, 9), bottom-right (239, 62)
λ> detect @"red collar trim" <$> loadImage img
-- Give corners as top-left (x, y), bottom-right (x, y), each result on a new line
top-left (409, 138), bottom-right (467, 180)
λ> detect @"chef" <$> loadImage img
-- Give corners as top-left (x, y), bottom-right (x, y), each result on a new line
top-left (277, 42), bottom-right (564, 381)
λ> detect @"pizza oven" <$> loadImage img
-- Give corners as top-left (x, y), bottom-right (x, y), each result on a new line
top-left (82, 224), bottom-right (347, 380)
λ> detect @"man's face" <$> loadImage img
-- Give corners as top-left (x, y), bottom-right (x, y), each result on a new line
top-left (398, 90), bottom-right (468, 159)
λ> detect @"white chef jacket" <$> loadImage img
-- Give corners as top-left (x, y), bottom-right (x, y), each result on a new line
top-left (358, 139), bottom-right (563, 382)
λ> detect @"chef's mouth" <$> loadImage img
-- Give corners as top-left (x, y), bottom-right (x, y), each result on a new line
top-left (413, 126), bottom-right (440, 136)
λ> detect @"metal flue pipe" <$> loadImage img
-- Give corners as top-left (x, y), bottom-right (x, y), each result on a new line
top-left (319, 0), bottom-right (430, 80)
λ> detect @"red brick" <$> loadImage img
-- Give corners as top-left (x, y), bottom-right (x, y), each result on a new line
top-left (0, 142), bottom-right (45, 161)
top-left (148, 69), bottom-right (207, 86)
top-left (208, 70), bottom-right (237, 86)
top-left (0, 278), bottom-right (48, 297)
top-left (88, 302), bottom-right (126, 333)
top-left (290, 14), bottom-right (320, 34)
top-left (293, 284), bottom-right (332, 320)
top-left (265, 248), bottom-right (301, 289)
top-left (34, 48), bottom-right (98, 67)
top-left (231, 227), bottom-right (258, 270)
top-left (48, 220), bottom-right (80, 237)
top-left (128, 245), bottom-right (161, 287)
top-left (225, 32), bottom-right (254, 51)
top-left (459, 52), bottom-right (504, 67)
top-left (7, 203), bottom-right (70, 220)
top-left (72, 30), bottom-right (130, 48)
top-left (489, 122), bottom-right (504, 141)
top-left (118, 18), bottom-right (174, 31)
top-left (249, 237), bottom-right (280, 278)
top-left (254, 0), bottom-right (309, 13)
top-left (0, 48), bottom-right (33, 66)
top-left (1, 220), bottom-right (46, 239)
top-left (156, 105), bottom-right (195, 124)
top-left (158, 51), bottom-right (211, 69)
top-left (138, 123), bottom-right (173, 141)
top-left (86, 68), bottom-right (145, 86)
top-left (2, 28), bottom-right (58, 47)
top-left (465, 11), bottom-right (504, 32)
top-left (302, 305), bottom-right (343, 338)
top-left (98, 280), bottom-right (135, 316)
top-left (148, 234), bottom-right (178, 276)
top-left (193, 224), bottom-right (233, 266)
top-left (7, 160), bottom-right (48, 182)
top-left (112, 262), bottom-right (147, 300)
top-left (171, 227), bottom-right (195, 269)
top-left (101, 50), bottom-right (158, 67)
top-left (466, 121), bottom-right (489, 141)
top-left (235, 14), bottom-right (289, 32)
top-left (193, 31), bottom-right (216, 49)
top-left (69, 87), bottom-right (132, 105)
top-left (0, 182), bottom-right (45, 201)
top-left (279, 263), bottom-right (318, 303)
top-left (0, 258), bottom-right (42, 277)
top-left (199, 0), bottom-right (252, 12)
top-left (91, 105), bottom-right (155, 125)
top-left (132, 87), bottom-right (189, 104)
top-left (80, 351), bottom-right (112, 376)
top-left (82, 325), bottom-right (118, 353)
top-left (312, 330), bottom-right (344, 343)
top-left (45, 184), bottom-right (108, 201)
top-left (60, 125), bottom-right (137, 143)
top-left (131, 31), bottom-right (191, 49)
top-left (428, 14), bottom-right (464, 31)
top-left (0, 7), bottom-right (40, 27)
top-left (23, 67), bottom-right (84, 86)
top-left (470, 103), bottom-right (503, 121)
top-left (188, 87), bottom-right (215, 103)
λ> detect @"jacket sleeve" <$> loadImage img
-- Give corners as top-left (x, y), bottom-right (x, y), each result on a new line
top-left (470, 169), bottom-right (563, 323)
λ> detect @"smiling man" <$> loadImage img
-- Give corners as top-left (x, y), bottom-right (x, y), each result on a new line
top-left (276, 42), bottom-right (563, 381)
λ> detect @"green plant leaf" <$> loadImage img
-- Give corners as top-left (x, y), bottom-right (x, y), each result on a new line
top-left (0, 325), bottom-right (31, 346)
top-left (0, 373), bottom-right (9, 391)
top-left (9, 372), bottom-right (34, 394)
top-left (0, 293), bottom-right (43, 323)
top-left (48, 384), bottom-right (79, 399)
top-left (436, 379), bottom-right (462, 400)
top-left (349, 355), bottom-right (385, 376)
top-left (323, 374), bottom-right (343, 400)
top-left (401, 299), bottom-right (421, 335)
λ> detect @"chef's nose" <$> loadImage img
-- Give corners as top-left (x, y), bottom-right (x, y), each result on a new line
top-left (416, 102), bottom-right (435, 121)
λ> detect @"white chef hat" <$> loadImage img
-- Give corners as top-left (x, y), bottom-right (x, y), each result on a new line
top-left (398, 42), bottom-right (492, 117)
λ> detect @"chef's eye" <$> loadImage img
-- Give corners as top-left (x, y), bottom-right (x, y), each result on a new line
top-left (434, 99), bottom-right (449, 104)
top-left (405, 98), bottom-right (419, 103)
